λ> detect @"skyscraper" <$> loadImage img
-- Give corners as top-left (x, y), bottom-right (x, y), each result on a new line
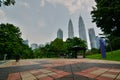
top-left (57, 28), bottom-right (63, 40)
top-left (31, 43), bottom-right (38, 50)
top-left (68, 19), bottom-right (74, 38)
top-left (88, 28), bottom-right (97, 49)
top-left (96, 36), bottom-right (100, 49)
top-left (78, 16), bottom-right (87, 42)
top-left (23, 40), bottom-right (29, 46)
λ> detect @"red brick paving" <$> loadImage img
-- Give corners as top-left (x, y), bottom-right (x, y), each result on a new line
top-left (7, 65), bottom-right (120, 80)
top-left (38, 76), bottom-right (53, 80)
top-left (80, 67), bottom-right (99, 73)
top-left (96, 76), bottom-right (114, 80)
top-left (75, 67), bottom-right (120, 80)
top-left (51, 74), bottom-right (67, 79)
top-left (5, 59), bottom-right (120, 80)
top-left (7, 72), bottom-right (21, 80)
top-left (32, 71), bottom-right (43, 76)
top-left (7, 68), bottom-right (70, 80)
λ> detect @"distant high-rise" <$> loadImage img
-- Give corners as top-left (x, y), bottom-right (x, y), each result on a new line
top-left (23, 40), bottom-right (29, 46)
top-left (39, 44), bottom-right (44, 48)
top-left (78, 16), bottom-right (87, 42)
top-left (31, 43), bottom-right (38, 50)
top-left (68, 19), bottom-right (74, 38)
top-left (88, 28), bottom-right (97, 49)
top-left (96, 36), bottom-right (101, 49)
top-left (57, 28), bottom-right (63, 40)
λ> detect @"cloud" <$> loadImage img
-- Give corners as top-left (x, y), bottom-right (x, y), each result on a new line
top-left (46, 0), bottom-right (81, 14)
top-left (40, 0), bottom-right (45, 7)
top-left (19, 2), bottom-right (30, 8)
top-left (37, 20), bottom-right (46, 28)
top-left (0, 9), bottom-right (7, 20)
top-left (40, 0), bottom-right (95, 14)
top-left (81, 0), bottom-right (96, 12)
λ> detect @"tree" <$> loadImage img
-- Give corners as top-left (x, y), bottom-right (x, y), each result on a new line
top-left (65, 37), bottom-right (87, 58)
top-left (0, 23), bottom-right (33, 59)
top-left (32, 37), bottom-right (87, 58)
top-left (50, 38), bottom-right (66, 57)
top-left (91, 0), bottom-right (120, 37)
top-left (65, 37), bottom-right (87, 50)
top-left (20, 44), bottom-right (33, 59)
top-left (0, 23), bottom-right (22, 59)
top-left (106, 36), bottom-right (120, 51)
top-left (0, 0), bottom-right (15, 6)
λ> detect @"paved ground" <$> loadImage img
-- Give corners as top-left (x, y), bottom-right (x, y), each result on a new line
top-left (0, 59), bottom-right (120, 80)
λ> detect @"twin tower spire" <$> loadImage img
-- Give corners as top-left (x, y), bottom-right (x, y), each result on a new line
top-left (57, 16), bottom-right (87, 43)
top-left (68, 19), bottom-right (74, 38)
top-left (68, 16), bottom-right (87, 42)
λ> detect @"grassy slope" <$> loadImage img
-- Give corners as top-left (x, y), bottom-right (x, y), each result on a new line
top-left (86, 50), bottom-right (120, 61)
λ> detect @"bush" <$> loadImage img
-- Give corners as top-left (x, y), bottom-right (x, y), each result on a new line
top-left (86, 48), bottom-right (99, 56)
top-left (106, 37), bottom-right (120, 51)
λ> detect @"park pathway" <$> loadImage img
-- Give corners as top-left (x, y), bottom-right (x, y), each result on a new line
top-left (0, 59), bottom-right (120, 80)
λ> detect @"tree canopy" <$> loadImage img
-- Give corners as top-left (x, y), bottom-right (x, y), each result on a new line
top-left (0, 23), bottom-right (33, 59)
top-left (91, 0), bottom-right (120, 37)
top-left (33, 37), bottom-right (87, 58)
top-left (0, 0), bottom-right (15, 6)
top-left (65, 37), bottom-right (87, 49)
top-left (51, 38), bottom-right (66, 53)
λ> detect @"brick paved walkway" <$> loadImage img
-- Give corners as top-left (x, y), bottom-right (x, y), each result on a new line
top-left (0, 59), bottom-right (120, 80)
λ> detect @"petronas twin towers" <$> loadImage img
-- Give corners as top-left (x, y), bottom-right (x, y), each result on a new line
top-left (68, 16), bottom-right (87, 42)
top-left (68, 19), bottom-right (74, 38)
top-left (57, 15), bottom-right (87, 43)
top-left (57, 16), bottom-right (99, 49)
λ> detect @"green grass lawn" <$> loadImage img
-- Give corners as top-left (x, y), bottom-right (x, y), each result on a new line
top-left (86, 50), bottom-right (120, 61)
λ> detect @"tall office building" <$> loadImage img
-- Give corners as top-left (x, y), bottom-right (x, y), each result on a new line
top-left (31, 43), bottom-right (38, 50)
top-left (39, 44), bottom-right (44, 48)
top-left (96, 36), bottom-right (100, 49)
top-left (88, 28), bottom-right (97, 49)
top-left (78, 16), bottom-right (87, 42)
top-left (23, 40), bottom-right (29, 46)
top-left (68, 19), bottom-right (74, 38)
top-left (57, 28), bottom-right (63, 40)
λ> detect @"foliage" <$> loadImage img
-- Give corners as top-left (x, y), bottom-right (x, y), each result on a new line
top-left (33, 48), bottom-right (42, 58)
top-left (50, 38), bottom-right (66, 56)
top-left (0, 0), bottom-right (15, 6)
top-left (65, 37), bottom-right (87, 50)
top-left (0, 23), bottom-right (22, 59)
top-left (65, 37), bottom-right (87, 58)
top-left (91, 48), bottom-right (100, 54)
top-left (0, 24), bottom-right (87, 59)
top-left (20, 44), bottom-right (33, 59)
top-left (106, 36), bottom-right (120, 51)
top-left (33, 38), bottom-right (66, 58)
top-left (0, 23), bottom-right (32, 59)
top-left (91, 0), bottom-right (120, 37)
top-left (86, 49), bottom-right (120, 61)
top-left (86, 48), bottom-right (100, 56)
top-left (33, 37), bottom-right (87, 58)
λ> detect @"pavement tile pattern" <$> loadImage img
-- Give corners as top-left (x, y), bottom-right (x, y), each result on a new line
top-left (0, 59), bottom-right (120, 80)
top-left (0, 60), bottom-right (39, 68)
top-left (75, 67), bottom-right (120, 80)
top-left (7, 68), bottom-right (70, 80)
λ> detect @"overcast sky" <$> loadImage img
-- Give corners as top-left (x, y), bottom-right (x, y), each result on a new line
top-left (0, 0), bottom-right (102, 49)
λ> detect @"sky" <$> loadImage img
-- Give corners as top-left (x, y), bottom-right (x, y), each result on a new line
top-left (0, 0), bottom-right (102, 49)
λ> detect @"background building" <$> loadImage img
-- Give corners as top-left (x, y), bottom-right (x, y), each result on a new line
top-left (23, 40), bottom-right (29, 46)
top-left (39, 44), bottom-right (44, 48)
top-left (88, 28), bottom-right (97, 49)
top-left (96, 36), bottom-right (100, 49)
top-left (78, 16), bottom-right (87, 42)
top-left (31, 43), bottom-right (38, 50)
top-left (68, 19), bottom-right (74, 38)
top-left (57, 28), bottom-right (63, 40)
